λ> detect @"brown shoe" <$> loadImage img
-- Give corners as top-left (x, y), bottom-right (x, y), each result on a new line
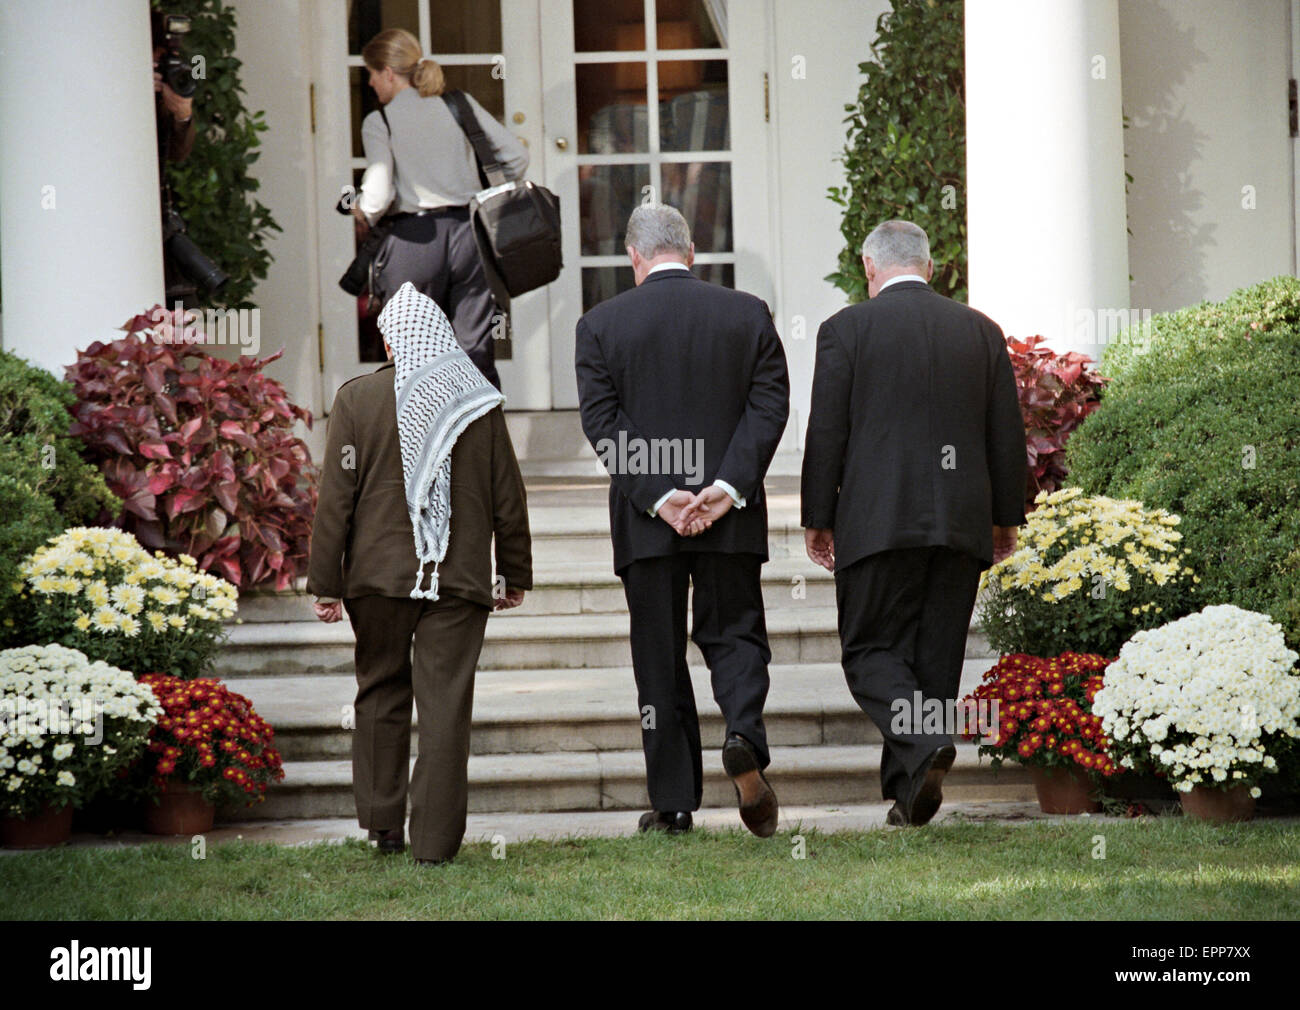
top-left (722, 734), bottom-right (779, 838)
top-left (905, 745), bottom-right (957, 826)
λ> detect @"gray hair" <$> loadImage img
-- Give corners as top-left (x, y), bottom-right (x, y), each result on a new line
top-left (625, 203), bottom-right (692, 259)
top-left (861, 220), bottom-right (930, 269)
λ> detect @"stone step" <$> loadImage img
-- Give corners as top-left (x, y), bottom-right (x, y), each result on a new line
top-left (223, 658), bottom-right (999, 762)
top-left (214, 607), bottom-right (995, 678)
top-left (235, 741), bottom-right (1034, 820)
top-left (523, 512), bottom-right (810, 566)
top-left (234, 556), bottom-right (837, 623)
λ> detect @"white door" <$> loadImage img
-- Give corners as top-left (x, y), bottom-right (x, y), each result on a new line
top-left (539, 0), bottom-right (774, 408)
top-left (312, 0), bottom-right (772, 414)
top-left (311, 0), bottom-right (551, 411)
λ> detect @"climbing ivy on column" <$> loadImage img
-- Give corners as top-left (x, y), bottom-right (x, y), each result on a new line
top-left (827, 0), bottom-right (966, 304)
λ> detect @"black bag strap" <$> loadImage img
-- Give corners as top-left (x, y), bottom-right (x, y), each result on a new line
top-left (442, 90), bottom-right (509, 189)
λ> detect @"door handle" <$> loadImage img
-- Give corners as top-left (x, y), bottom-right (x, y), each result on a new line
top-left (554, 137), bottom-right (569, 150)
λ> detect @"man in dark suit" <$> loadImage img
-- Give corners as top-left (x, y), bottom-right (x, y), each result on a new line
top-left (576, 203), bottom-right (790, 837)
top-left (308, 286), bottom-right (532, 863)
top-left (802, 219), bottom-right (1025, 827)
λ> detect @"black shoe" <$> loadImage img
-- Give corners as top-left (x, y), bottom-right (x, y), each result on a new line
top-left (637, 810), bottom-right (693, 834)
top-left (905, 744), bottom-right (957, 827)
top-left (721, 734), bottom-right (779, 838)
top-left (369, 827), bottom-right (405, 854)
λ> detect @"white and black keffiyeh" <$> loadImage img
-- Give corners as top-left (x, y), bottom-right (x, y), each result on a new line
top-left (377, 282), bottom-right (504, 600)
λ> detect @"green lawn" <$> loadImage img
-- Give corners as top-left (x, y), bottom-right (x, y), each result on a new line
top-left (2, 818), bottom-right (1298, 920)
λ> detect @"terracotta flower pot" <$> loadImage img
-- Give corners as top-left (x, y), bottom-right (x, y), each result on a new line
top-left (145, 786), bottom-right (214, 835)
top-left (1, 803), bottom-right (74, 849)
top-left (1030, 765), bottom-right (1101, 814)
top-left (1180, 784), bottom-right (1256, 824)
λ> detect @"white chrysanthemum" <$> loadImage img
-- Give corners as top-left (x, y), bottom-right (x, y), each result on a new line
top-left (110, 584), bottom-right (146, 615)
top-left (150, 585), bottom-right (184, 606)
top-left (1094, 605), bottom-right (1300, 792)
top-left (90, 607), bottom-right (121, 633)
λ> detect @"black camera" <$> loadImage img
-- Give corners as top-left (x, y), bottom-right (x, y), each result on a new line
top-left (164, 208), bottom-right (229, 294)
top-left (159, 14), bottom-right (196, 98)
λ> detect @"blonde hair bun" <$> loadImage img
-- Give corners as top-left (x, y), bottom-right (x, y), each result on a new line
top-left (362, 29), bottom-right (445, 97)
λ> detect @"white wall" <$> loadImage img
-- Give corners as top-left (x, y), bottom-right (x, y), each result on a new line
top-left (230, 0), bottom-right (325, 459)
top-left (769, 0), bottom-right (888, 447)
top-left (1120, 0), bottom-right (1295, 313)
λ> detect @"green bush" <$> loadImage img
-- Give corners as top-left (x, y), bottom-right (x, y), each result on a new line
top-left (0, 468), bottom-right (63, 644)
top-left (1066, 276), bottom-right (1300, 650)
top-left (0, 351), bottom-right (120, 645)
top-left (827, 0), bottom-right (966, 303)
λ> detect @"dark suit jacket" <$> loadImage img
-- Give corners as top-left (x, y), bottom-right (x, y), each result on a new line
top-left (306, 362), bottom-right (533, 607)
top-left (801, 281), bottom-right (1026, 571)
top-left (575, 269), bottom-right (790, 574)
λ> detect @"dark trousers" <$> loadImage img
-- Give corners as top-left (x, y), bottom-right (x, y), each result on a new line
top-left (834, 546), bottom-right (982, 803)
top-left (344, 593), bottom-right (489, 862)
top-left (620, 552), bottom-right (772, 812)
top-left (374, 207), bottom-right (501, 390)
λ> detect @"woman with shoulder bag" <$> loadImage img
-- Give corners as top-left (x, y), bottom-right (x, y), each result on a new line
top-left (354, 28), bottom-right (528, 391)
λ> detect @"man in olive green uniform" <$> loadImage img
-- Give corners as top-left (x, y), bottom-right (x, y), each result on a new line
top-left (308, 282), bottom-right (532, 864)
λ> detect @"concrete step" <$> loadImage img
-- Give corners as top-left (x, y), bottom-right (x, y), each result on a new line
top-left (214, 607), bottom-right (995, 678)
top-left (223, 658), bottom-right (999, 762)
top-left (236, 741), bottom-right (1034, 820)
top-left (234, 556), bottom-right (837, 623)
top-left (520, 509), bottom-right (811, 566)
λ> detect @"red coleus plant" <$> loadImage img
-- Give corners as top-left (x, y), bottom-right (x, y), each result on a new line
top-left (65, 306), bottom-right (318, 589)
top-left (137, 674), bottom-right (285, 807)
top-left (1005, 335), bottom-right (1108, 514)
top-left (960, 652), bottom-right (1119, 778)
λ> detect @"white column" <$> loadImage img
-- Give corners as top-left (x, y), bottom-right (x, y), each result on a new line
top-left (0, 0), bottom-right (164, 375)
top-left (965, 0), bottom-right (1130, 359)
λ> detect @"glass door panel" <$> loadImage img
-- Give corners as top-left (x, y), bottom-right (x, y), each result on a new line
top-left (656, 0), bottom-right (726, 49)
top-left (542, 0), bottom-right (741, 406)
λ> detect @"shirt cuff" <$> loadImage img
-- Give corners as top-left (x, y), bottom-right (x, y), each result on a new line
top-left (712, 479), bottom-right (746, 509)
top-left (648, 489), bottom-right (676, 517)
top-left (357, 162), bottom-right (392, 222)
top-left (316, 596), bottom-right (341, 605)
